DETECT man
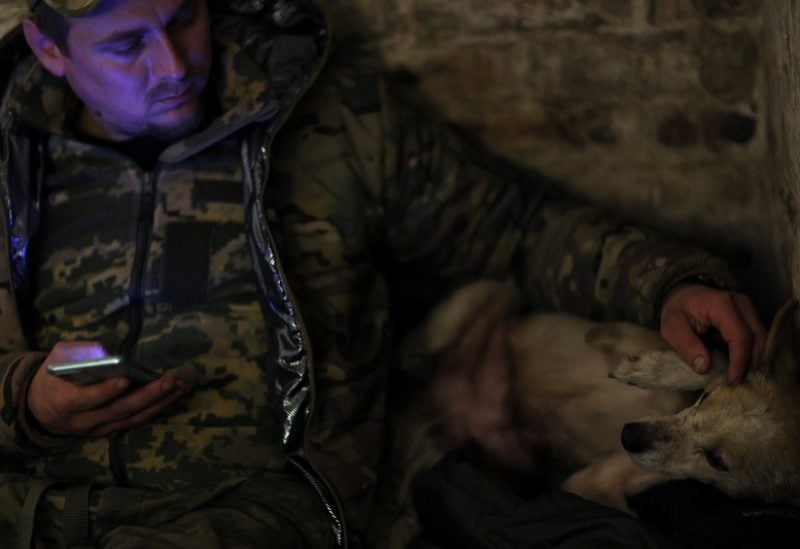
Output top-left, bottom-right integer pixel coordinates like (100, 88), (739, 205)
(0, 0), (765, 547)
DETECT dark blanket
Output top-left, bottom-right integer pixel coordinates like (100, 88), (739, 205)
(412, 451), (799, 548)
(631, 480), (800, 549)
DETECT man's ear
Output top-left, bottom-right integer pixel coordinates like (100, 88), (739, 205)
(22, 19), (66, 78)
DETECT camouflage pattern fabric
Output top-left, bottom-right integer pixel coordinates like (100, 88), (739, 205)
(28, 127), (284, 490)
(0, 1), (742, 547)
(0, 471), (333, 548)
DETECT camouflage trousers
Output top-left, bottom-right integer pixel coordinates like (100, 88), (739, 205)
(0, 472), (334, 549)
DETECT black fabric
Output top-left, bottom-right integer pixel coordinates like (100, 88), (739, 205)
(162, 222), (212, 308)
(411, 451), (678, 549)
(630, 480), (800, 549)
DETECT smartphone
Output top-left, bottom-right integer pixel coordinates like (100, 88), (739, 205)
(47, 356), (159, 386)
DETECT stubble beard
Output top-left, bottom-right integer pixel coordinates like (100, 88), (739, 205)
(85, 74), (211, 142)
(142, 97), (209, 141)
(141, 76), (211, 141)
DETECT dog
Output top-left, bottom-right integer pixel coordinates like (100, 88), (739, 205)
(393, 280), (800, 514)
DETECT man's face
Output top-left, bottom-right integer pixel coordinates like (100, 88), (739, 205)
(59, 0), (212, 141)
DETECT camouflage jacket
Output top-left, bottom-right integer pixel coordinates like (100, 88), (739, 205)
(0, 0), (740, 546)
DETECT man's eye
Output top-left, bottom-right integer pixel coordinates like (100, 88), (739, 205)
(111, 41), (143, 56)
(704, 449), (728, 471)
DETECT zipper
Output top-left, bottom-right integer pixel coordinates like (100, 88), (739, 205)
(0, 111), (16, 293)
(1, 111), (15, 228)
(246, 131), (348, 546)
(242, 10), (351, 545)
(289, 455), (345, 546)
(0, 110), (12, 178)
(259, 199), (347, 547)
(119, 170), (156, 357)
(110, 169), (157, 486)
(262, 146), (349, 546)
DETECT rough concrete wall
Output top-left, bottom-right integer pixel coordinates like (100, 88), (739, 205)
(762, 3), (800, 306)
(1, 0), (776, 307)
(322, 0), (771, 307)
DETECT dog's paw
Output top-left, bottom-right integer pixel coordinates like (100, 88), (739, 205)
(609, 350), (719, 390)
(610, 350), (685, 386)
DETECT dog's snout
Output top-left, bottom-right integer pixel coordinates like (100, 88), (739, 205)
(621, 422), (652, 454)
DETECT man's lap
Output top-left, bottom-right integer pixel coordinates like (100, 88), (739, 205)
(0, 472), (333, 549)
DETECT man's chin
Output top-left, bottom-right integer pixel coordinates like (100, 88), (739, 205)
(143, 104), (208, 142)
(145, 119), (205, 141)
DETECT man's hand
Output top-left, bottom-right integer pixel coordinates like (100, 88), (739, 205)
(659, 283), (766, 385)
(27, 341), (187, 437)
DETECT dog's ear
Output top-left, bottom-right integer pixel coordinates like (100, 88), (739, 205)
(759, 299), (800, 384)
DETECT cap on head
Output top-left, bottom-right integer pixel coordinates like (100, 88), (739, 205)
(27, 0), (103, 17)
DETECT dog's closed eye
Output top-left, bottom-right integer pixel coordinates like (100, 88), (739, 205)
(703, 448), (728, 471)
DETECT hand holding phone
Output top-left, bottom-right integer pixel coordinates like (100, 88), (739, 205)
(28, 341), (186, 437)
(47, 356), (158, 386)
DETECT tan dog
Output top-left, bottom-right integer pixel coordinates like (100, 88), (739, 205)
(396, 280), (800, 513)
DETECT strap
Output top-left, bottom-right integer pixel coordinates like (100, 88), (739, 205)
(16, 479), (60, 549)
(64, 483), (95, 548)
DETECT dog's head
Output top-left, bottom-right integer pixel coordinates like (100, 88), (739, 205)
(621, 299), (800, 504)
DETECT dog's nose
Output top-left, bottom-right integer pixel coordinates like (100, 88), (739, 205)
(621, 422), (651, 453)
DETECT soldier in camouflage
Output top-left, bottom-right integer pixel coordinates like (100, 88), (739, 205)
(0, 0), (765, 547)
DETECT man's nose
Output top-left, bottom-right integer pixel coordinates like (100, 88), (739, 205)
(149, 33), (188, 80)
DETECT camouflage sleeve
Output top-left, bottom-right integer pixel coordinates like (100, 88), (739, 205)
(1, 216), (74, 458)
(0, 351), (77, 458)
(371, 82), (738, 327)
(512, 194), (740, 326)
(273, 57), (738, 329)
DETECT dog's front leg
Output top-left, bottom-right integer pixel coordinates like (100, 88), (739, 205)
(559, 453), (665, 514)
(609, 349), (727, 391)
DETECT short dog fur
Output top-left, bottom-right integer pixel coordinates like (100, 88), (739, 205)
(395, 280), (800, 513)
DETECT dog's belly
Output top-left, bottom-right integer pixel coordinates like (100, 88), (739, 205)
(508, 314), (686, 468)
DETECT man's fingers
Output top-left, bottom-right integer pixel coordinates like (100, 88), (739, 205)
(67, 375), (185, 435)
(710, 300), (754, 384)
(64, 377), (132, 412)
(104, 375), (182, 411)
(721, 334), (748, 385)
(659, 312), (710, 373)
(732, 293), (767, 369)
(88, 387), (185, 437)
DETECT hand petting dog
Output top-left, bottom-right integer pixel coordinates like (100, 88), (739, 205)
(659, 283), (766, 385)
(400, 281), (800, 512)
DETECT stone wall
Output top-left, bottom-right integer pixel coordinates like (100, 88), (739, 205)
(762, 3), (800, 307)
(1, 0), (783, 311)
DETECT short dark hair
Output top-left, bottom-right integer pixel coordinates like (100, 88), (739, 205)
(31, 3), (72, 55)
